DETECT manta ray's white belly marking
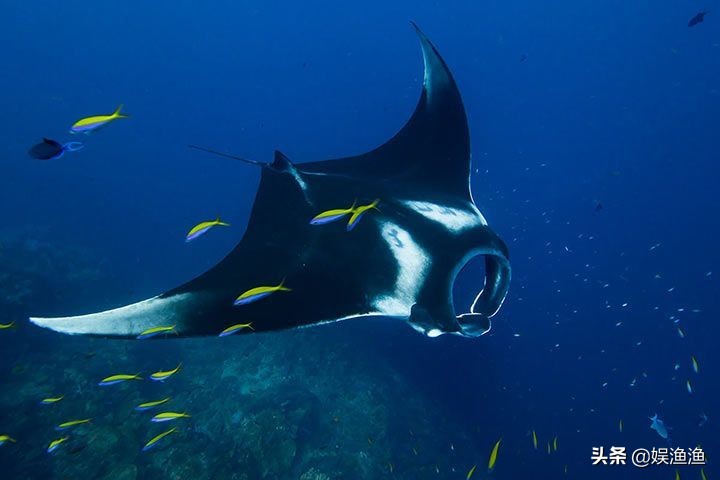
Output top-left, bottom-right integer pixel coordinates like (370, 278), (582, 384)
(402, 200), (485, 233)
(372, 221), (431, 316)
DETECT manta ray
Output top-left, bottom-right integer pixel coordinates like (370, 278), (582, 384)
(29, 24), (511, 339)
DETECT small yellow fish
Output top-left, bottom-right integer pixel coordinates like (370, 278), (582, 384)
(56, 418), (92, 431)
(218, 323), (254, 337)
(234, 280), (291, 306)
(70, 105), (128, 134)
(135, 397), (171, 411)
(346, 199), (380, 231)
(675, 469), (680, 480)
(186, 217), (230, 242)
(47, 436), (69, 453)
(0, 321), (15, 329)
(40, 395), (64, 405)
(150, 363), (182, 382)
(692, 356), (699, 373)
(553, 436), (558, 451)
(686, 380), (693, 394)
(619, 419), (623, 432)
(137, 325), (177, 340)
(151, 412), (191, 423)
(547, 441), (551, 454)
(143, 427), (177, 451)
(310, 201), (356, 225)
(532, 430), (538, 449)
(701, 467), (707, 480)
(0, 435), (17, 446)
(487, 438), (501, 471)
(466, 464), (477, 479)
(98, 373), (142, 386)
(388, 462), (394, 473)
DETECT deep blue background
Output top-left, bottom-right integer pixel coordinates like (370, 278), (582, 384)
(1, 0), (717, 478)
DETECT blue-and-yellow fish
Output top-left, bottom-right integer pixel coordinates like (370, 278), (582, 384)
(692, 355), (699, 373)
(98, 373), (142, 386)
(135, 397), (171, 412)
(488, 438), (501, 471)
(70, 105), (128, 134)
(234, 281), (291, 306)
(151, 412), (190, 423)
(466, 464), (477, 479)
(0, 435), (17, 447)
(186, 218), (230, 242)
(0, 321), (16, 330)
(40, 395), (64, 405)
(150, 363), (181, 382)
(532, 430), (538, 449)
(142, 427), (177, 451)
(47, 436), (69, 454)
(346, 199), (380, 231)
(310, 201), (356, 225)
(56, 418), (92, 431)
(218, 323), (254, 337)
(137, 325), (177, 340)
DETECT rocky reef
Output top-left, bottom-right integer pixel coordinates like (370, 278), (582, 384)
(0, 232), (482, 479)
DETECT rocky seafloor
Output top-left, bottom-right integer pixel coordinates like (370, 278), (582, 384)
(0, 233), (485, 480)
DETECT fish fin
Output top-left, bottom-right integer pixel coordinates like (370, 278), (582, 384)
(113, 104), (129, 119)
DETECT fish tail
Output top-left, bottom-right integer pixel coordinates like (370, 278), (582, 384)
(247, 323), (255, 330)
(113, 104), (129, 119)
(278, 278), (292, 291)
(370, 198), (381, 212)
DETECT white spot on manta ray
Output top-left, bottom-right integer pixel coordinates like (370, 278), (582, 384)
(402, 200), (485, 233)
(372, 221), (431, 316)
(29, 293), (193, 336)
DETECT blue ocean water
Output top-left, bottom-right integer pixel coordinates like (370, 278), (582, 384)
(1, 1), (718, 479)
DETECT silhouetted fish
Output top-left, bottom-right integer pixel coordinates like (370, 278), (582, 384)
(28, 138), (83, 160)
(594, 202), (604, 213)
(28, 138), (64, 160)
(688, 11), (707, 27)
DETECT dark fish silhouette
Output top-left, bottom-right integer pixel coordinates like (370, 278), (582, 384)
(688, 11), (707, 27)
(28, 138), (83, 160)
(595, 202), (604, 213)
(520, 53), (528, 63)
(30, 24), (511, 340)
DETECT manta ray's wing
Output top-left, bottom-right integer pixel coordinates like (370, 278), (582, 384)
(298, 23), (470, 199)
(29, 24), (510, 339)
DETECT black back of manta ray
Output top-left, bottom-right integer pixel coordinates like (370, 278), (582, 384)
(29, 24), (512, 340)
